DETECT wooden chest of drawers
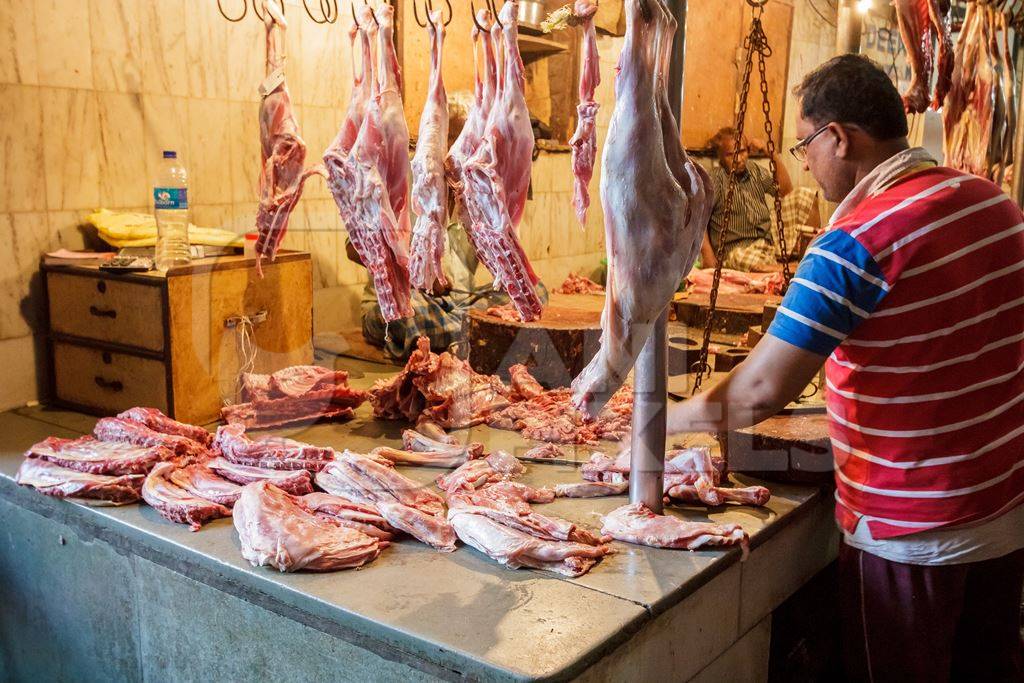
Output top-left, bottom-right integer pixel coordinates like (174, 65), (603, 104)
(44, 252), (313, 425)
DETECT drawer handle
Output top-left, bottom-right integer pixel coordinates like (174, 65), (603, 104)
(94, 376), (124, 392)
(89, 305), (117, 319)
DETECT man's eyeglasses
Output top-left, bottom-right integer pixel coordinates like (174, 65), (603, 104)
(789, 123), (831, 162)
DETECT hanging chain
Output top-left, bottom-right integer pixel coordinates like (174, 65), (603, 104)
(692, 2), (787, 394)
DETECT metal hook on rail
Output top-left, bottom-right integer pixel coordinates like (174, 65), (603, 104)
(217, 0), (247, 22)
(304, 0), (339, 23)
(470, 2), (488, 30)
(414, 0), (454, 27)
(252, 0), (286, 23)
(489, 0), (504, 27)
(351, 0), (380, 27)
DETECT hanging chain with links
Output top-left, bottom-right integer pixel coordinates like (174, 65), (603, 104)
(692, 0), (788, 394)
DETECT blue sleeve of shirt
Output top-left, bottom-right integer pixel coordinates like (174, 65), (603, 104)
(766, 230), (890, 356)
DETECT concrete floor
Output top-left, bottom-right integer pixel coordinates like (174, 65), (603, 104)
(0, 371), (839, 681)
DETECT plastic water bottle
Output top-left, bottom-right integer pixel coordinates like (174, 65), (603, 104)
(154, 150), (190, 272)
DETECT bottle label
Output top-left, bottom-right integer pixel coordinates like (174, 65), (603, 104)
(154, 187), (188, 210)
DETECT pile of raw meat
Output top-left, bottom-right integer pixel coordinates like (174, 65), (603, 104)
(684, 268), (785, 296)
(555, 272), (605, 295)
(222, 365), (368, 429)
(894, 0), (953, 114)
(369, 338), (633, 445)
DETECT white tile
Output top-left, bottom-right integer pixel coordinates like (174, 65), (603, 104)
(139, 0), (188, 97)
(228, 100), (262, 205)
(0, 1), (39, 85)
(187, 99), (233, 205)
(141, 94), (191, 186)
(0, 212), (53, 339)
(97, 92), (149, 208)
(225, 8), (265, 103)
(0, 85), (45, 212)
(35, 0), (93, 89)
(40, 87), (101, 211)
(184, 0), (230, 100)
(89, 0), (142, 93)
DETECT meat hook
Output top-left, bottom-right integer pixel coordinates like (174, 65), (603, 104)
(217, 0), (247, 22)
(304, 0), (339, 24)
(413, 0), (454, 27)
(253, 0), (286, 23)
(489, 0), (504, 27)
(470, 1), (493, 30)
(351, 0), (380, 27)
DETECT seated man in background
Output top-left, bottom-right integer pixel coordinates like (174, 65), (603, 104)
(701, 126), (821, 272)
(354, 95), (546, 360)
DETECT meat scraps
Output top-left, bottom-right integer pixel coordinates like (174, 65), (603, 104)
(24, 436), (170, 475)
(581, 448), (770, 507)
(223, 367), (368, 430)
(234, 481), (385, 572)
(571, 0), (713, 417)
(436, 450), (525, 493)
(316, 451), (456, 551)
(370, 446), (478, 469)
(207, 457), (315, 496)
(508, 363), (545, 400)
(521, 443), (566, 460)
(369, 336), (510, 428)
(93, 417), (210, 465)
(553, 480), (629, 498)
(487, 378), (632, 445)
(300, 492), (397, 541)
(402, 428), (484, 459)
(213, 423), (334, 471)
(15, 457), (144, 505)
(555, 272), (605, 295)
(602, 502), (748, 555)
(117, 407), (213, 447)
(895, 0), (953, 114)
(142, 462), (232, 531)
(685, 268), (785, 296)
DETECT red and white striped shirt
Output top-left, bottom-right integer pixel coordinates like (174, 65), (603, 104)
(769, 166), (1024, 539)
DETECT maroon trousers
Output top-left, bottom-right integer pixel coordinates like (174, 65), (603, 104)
(839, 541), (1024, 682)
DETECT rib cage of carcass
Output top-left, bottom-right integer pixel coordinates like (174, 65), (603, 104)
(571, 0), (713, 417)
(940, 0), (1018, 183)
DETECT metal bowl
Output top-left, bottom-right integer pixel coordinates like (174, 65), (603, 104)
(518, 0), (546, 32)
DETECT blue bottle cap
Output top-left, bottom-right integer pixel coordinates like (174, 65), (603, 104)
(163, 150), (177, 159)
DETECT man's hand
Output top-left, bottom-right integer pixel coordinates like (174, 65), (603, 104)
(666, 335), (825, 435)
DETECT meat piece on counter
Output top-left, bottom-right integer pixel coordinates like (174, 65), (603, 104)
(167, 464), (243, 507)
(555, 272), (604, 295)
(488, 384), (632, 445)
(207, 457), (314, 495)
(895, 0), (953, 113)
(484, 303), (523, 322)
(480, 481), (556, 505)
(15, 457), (144, 505)
(117, 407), (213, 447)
(25, 436), (170, 475)
(568, 0), (601, 227)
(234, 481), (384, 572)
(239, 365), (352, 402)
(572, 0), (713, 417)
(369, 336), (510, 428)
(448, 507), (611, 577)
(508, 364), (545, 401)
(93, 417), (209, 464)
(371, 446), (475, 469)
(436, 450), (525, 493)
(409, 9), (450, 292)
(142, 462), (232, 531)
(300, 492), (396, 540)
(317, 452), (456, 551)
(254, 0), (317, 269)
(554, 480), (629, 498)
(461, 2), (543, 321)
(685, 268), (785, 296)
(602, 502), (748, 555)
(414, 417), (458, 444)
(213, 423), (334, 471)
(402, 428), (484, 459)
(521, 443), (565, 460)
(449, 485), (605, 545)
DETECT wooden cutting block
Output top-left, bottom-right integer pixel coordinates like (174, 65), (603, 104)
(724, 413), (833, 485)
(672, 291), (782, 336)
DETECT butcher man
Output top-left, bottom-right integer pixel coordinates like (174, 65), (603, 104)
(668, 54), (1024, 680)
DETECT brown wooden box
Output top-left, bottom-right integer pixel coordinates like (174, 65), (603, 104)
(44, 252), (313, 425)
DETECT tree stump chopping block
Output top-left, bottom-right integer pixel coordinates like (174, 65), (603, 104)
(467, 293), (603, 388)
(673, 292), (782, 336)
(724, 413), (833, 485)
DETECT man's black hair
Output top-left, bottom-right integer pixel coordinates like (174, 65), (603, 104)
(794, 54), (908, 140)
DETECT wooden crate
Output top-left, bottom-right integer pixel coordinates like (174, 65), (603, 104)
(44, 252), (313, 425)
